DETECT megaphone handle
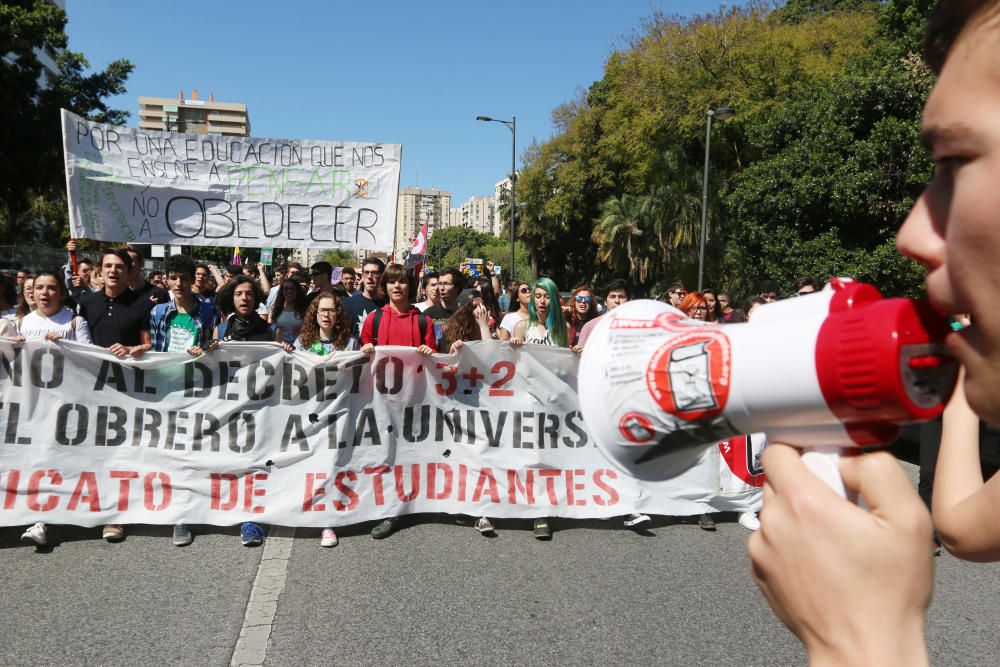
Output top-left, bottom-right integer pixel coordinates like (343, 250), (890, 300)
(800, 446), (856, 502)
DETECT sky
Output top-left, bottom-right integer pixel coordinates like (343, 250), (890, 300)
(66, 1), (733, 205)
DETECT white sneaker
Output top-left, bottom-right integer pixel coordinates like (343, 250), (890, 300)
(320, 528), (338, 547)
(624, 513), (651, 527)
(21, 522), (47, 546)
(738, 511), (761, 531)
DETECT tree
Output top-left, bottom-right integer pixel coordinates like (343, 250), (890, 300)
(318, 249), (358, 268)
(0, 0), (133, 245)
(425, 225), (530, 282)
(592, 194), (661, 286)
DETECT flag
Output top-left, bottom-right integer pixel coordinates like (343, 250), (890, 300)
(406, 220), (428, 269)
(231, 246), (242, 266)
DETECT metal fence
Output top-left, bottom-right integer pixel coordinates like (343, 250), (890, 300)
(0, 246), (166, 274)
(0, 246), (69, 272)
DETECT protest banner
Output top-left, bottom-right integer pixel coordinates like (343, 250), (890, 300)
(0, 339), (762, 528)
(61, 110), (401, 251)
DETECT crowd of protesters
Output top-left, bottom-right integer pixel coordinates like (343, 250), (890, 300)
(2, 240), (817, 550)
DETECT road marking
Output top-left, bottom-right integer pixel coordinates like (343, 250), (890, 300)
(230, 526), (296, 667)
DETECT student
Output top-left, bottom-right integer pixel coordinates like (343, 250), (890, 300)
(414, 271), (441, 312)
(360, 263), (435, 539)
(509, 277), (569, 540)
(498, 282), (531, 342)
(17, 272), (92, 546)
(269, 279), (307, 345)
(122, 245), (169, 305)
(750, 3), (1000, 664)
(294, 292), (354, 547)
(77, 249), (154, 542)
(15, 274), (35, 329)
(213, 275), (291, 546)
(147, 255), (218, 547)
(343, 257), (387, 344)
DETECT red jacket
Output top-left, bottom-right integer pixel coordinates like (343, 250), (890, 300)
(361, 304), (437, 351)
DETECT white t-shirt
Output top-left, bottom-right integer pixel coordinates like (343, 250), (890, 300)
(499, 312), (527, 336)
(18, 308), (92, 344)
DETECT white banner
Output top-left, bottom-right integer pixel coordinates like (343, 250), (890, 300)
(61, 110), (401, 251)
(0, 339), (762, 527)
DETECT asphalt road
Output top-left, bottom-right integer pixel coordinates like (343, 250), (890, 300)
(1, 462), (999, 666)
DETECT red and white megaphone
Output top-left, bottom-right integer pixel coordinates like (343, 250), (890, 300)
(578, 279), (958, 494)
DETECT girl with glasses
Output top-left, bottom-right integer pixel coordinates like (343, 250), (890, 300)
(294, 291), (354, 547)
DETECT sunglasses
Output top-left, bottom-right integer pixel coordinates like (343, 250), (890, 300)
(671, 290), (687, 297)
(575, 295), (592, 303)
(519, 287), (530, 293)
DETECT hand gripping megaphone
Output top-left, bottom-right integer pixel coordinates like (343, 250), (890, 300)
(578, 279), (958, 494)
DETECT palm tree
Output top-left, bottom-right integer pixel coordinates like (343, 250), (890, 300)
(592, 193), (660, 285)
(644, 151), (705, 266)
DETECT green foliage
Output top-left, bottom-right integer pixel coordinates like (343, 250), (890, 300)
(318, 249), (358, 268)
(0, 0), (133, 246)
(425, 226), (530, 282)
(517, 0), (937, 298)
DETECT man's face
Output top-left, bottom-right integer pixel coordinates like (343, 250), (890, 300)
(233, 283), (256, 315)
(194, 267), (210, 291)
(127, 252), (142, 281)
(606, 288), (629, 311)
(437, 273), (457, 302)
(79, 262), (93, 286)
(16, 271), (26, 287)
(342, 274), (356, 292)
(102, 254), (128, 291)
(424, 277), (439, 301)
(360, 263), (382, 294)
(896, 16), (1000, 422)
(759, 291), (779, 303)
(167, 271), (193, 298)
(668, 287), (686, 307)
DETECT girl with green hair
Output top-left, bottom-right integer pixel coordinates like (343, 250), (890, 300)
(511, 277), (569, 348)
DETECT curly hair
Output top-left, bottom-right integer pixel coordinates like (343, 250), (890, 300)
(298, 291), (350, 350)
(439, 298), (484, 352)
(569, 284), (598, 329)
(217, 274), (264, 316)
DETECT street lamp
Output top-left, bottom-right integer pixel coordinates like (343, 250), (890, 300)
(476, 115), (516, 280)
(698, 107), (735, 292)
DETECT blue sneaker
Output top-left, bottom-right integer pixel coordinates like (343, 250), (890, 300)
(240, 522), (265, 546)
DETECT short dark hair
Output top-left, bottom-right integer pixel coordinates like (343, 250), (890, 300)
(668, 281), (686, 293)
(165, 254), (196, 279)
(341, 266), (357, 278)
(78, 257), (94, 269)
(757, 279), (781, 296)
(195, 263), (211, 274)
(362, 257), (386, 273)
(420, 270), (439, 288)
(100, 247), (133, 270)
(437, 267), (463, 286)
(790, 275), (819, 294)
(603, 278), (630, 298)
(925, 0), (1000, 73)
(381, 263), (416, 297)
(310, 261), (333, 276)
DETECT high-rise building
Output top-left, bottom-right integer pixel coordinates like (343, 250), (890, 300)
(494, 177), (512, 236)
(138, 90), (250, 137)
(449, 196), (496, 236)
(395, 187), (451, 257)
